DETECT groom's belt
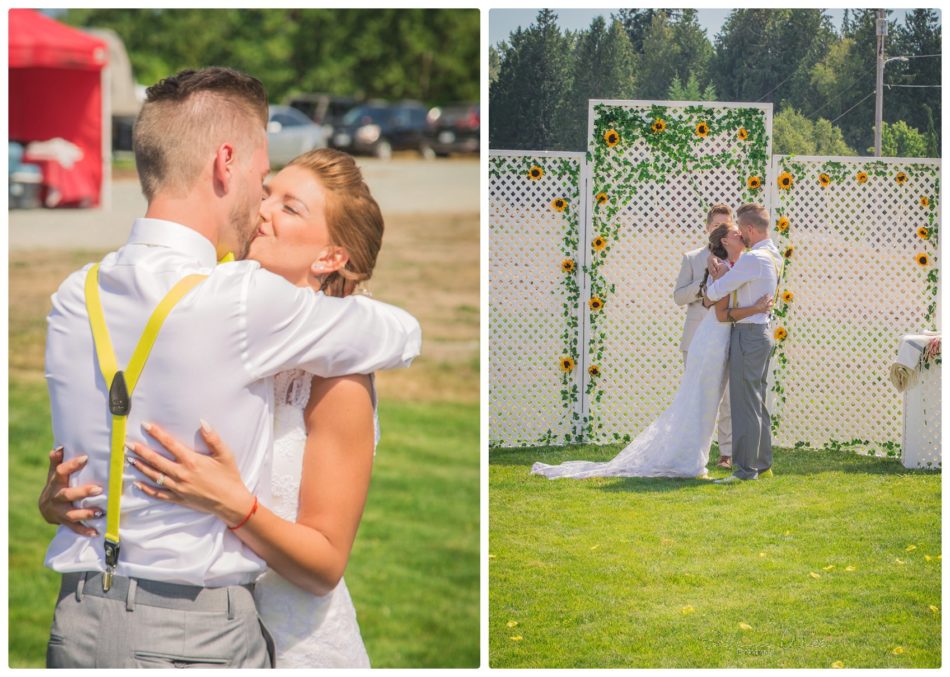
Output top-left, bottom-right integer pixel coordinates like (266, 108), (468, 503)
(59, 571), (255, 614)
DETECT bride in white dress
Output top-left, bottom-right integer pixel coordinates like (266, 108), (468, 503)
(532, 221), (771, 480)
(42, 149), (401, 667)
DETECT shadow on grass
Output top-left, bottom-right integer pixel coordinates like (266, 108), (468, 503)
(491, 444), (941, 482)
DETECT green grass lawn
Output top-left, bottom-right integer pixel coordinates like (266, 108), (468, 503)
(490, 444), (941, 668)
(9, 379), (479, 668)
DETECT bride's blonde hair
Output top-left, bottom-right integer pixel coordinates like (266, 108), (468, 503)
(288, 149), (383, 297)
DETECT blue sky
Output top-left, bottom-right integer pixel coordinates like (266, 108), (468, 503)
(489, 8), (927, 46)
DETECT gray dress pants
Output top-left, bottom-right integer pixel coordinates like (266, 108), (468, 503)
(47, 572), (275, 668)
(729, 323), (773, 479)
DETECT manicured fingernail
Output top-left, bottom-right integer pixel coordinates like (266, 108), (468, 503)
(54, 445), (65, 453)
(133, 482), (143, 491)
(89, 486), (103, 496)
(199, 419), (213, 434)
(142, 421), (153, 432)
(93, 510), (104, 518)
(77, 454), (88, 464)
(127, 457), (136, 466)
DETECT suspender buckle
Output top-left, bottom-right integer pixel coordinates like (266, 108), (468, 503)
(103, 538), (120, 591)
(109, 371), (130, 416)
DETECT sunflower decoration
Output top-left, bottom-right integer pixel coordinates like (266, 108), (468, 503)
(651, 118), (666, 134)
(588, 296), (604, 312)
(528, 165), (544, 181)
(695, 121), (709, 138)
(551, 197), (568, 212)
(916, 252), (930, 267)
(595, 191), (609, 206)
(747, 176), (762, 191)
(561, 258), (576, 273)
(559, 356), (576, 372)
(592, 235), (607, 252)
(777, 172), (794, 190)
(774, 326), (788, 342)
(917, 226), (930, 240)
(588, 364), (601, 378)
(737, 127), (749, 141)
(855, 171), (868, 184)
(920, 196), (930, 207)
(604, 128), (620, 147)
(818, 173), (831, 188)
(784, 246), (794, 259)
(776, 216), (790, 233)
(782, 290), (794, 303)
(896, 171), (909, 185)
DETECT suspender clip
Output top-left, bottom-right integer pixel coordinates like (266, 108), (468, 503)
(109, 371), (130, 416)
(103, 538), (120, 591)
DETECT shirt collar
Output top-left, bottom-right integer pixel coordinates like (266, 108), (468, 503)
(751, 238), (775, 251)
(127, 218), (218, 268)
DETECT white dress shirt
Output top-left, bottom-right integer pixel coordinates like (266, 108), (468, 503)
(705, 239), (782, 324)
(45, 218), (421, 586)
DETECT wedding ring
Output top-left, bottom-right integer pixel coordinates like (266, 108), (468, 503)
(156, 473), (166, 487)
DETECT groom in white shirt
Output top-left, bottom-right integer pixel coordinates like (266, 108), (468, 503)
(703, 203), (781, 482)
(43, 67), (420, 667)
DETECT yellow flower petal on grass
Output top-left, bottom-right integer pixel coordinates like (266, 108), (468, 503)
(809, 572), (821, 579)
(510, 635), (523, 641)
(681, 605), (695, 615)
(823, 565), (835, 571)
(929, 605), (939, 614)
(924, 555), (932, 561)
(488, 553), (496, 559)
(895, 558), (906, 564)
(590, 544), (599, 551)
(738, 622), (753, 631)
(507, 620), (519, 628)
(832, 660), (845, 669)
(906, 544), (917, 552)
(938, 554), (942, 560)
(759, 552), (766, 558)
(892, 646), (905, 655)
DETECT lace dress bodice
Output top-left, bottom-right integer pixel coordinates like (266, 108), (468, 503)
(254, 369), (374, 668)
(532, 311), (731, 479)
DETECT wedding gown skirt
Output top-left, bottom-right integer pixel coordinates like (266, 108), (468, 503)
(254, 370), (373, 668)
(532, 310), (731, 479)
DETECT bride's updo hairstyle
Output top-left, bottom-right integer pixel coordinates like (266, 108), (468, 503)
(707, 221), (733, 260)
(288, 148), (383, 297)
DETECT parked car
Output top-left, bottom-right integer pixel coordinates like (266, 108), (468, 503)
(267, 105), (326, 167)
(426, 103), (480, 156)
(285, 93), (360, 137)
(330, 101), (433, 160)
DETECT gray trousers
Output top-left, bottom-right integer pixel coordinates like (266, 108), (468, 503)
(729, 323), (773, 479)
(683, 350), (732, 457)
(47, 572), (275, 668)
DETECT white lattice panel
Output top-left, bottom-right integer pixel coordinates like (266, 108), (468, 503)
(769, 156), (941, 453)
(583, 100), (772, 443)
(489, 151), (586, 447)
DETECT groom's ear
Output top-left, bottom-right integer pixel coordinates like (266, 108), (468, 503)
(212, 143), (236, 194)
(311, 246), (349, 275)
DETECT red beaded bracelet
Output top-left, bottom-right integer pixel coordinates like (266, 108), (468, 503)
(228, 496), (259, 531)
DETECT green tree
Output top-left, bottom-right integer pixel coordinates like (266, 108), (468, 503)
(489, 9), (574, 150)
(871, 120), (928, 158)
(772, 106), (855, 155)
(667, 73), (717, 101)
(612, 8), (678, 53)
(555, 16), (637, 150)
(636, 10), (713, 100)
(890, 9), (941, 150)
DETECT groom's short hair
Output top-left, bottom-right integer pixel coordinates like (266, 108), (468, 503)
(134, 67), (269, 202)
(705, 203), (732, 225)
(736, 203), (770, 231)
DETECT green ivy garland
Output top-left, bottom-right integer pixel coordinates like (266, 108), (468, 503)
(585, 103), (769, 440)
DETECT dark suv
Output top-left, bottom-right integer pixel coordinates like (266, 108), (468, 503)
(330, 101), (433, 159)
(426, 103), (480, 156)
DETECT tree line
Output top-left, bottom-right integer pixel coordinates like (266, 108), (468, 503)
(64, 8), (480, 105)
(490, 9), (940, 157)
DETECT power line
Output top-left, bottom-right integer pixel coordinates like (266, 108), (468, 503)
(830, 90), (875, 124)
(754, 71), (798, 102)
(809, 78), (865, 119)
(899, 53), (941, 59)
(885, 83), (941, 88)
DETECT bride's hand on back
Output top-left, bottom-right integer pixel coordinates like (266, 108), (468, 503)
(753, 294), (774, 314)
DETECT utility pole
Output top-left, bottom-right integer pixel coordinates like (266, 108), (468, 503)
(874, 9), (886, 157)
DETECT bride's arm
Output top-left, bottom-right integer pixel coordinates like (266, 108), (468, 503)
(128, 375), (374, 597)
(715, 294), (773, 323)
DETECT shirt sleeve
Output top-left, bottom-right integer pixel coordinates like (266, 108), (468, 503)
(705, 253), (763, 302)
(241, 266), (422, 380)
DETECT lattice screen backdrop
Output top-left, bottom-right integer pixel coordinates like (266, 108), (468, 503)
(768, 156), (941, 454)
(489, 152), (585, 447)
(582, 100), (772, 443)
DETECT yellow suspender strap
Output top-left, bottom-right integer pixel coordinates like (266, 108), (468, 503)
(83, 263), (206, 587)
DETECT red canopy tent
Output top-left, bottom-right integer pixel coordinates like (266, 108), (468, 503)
(9, 9), (109, 207)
